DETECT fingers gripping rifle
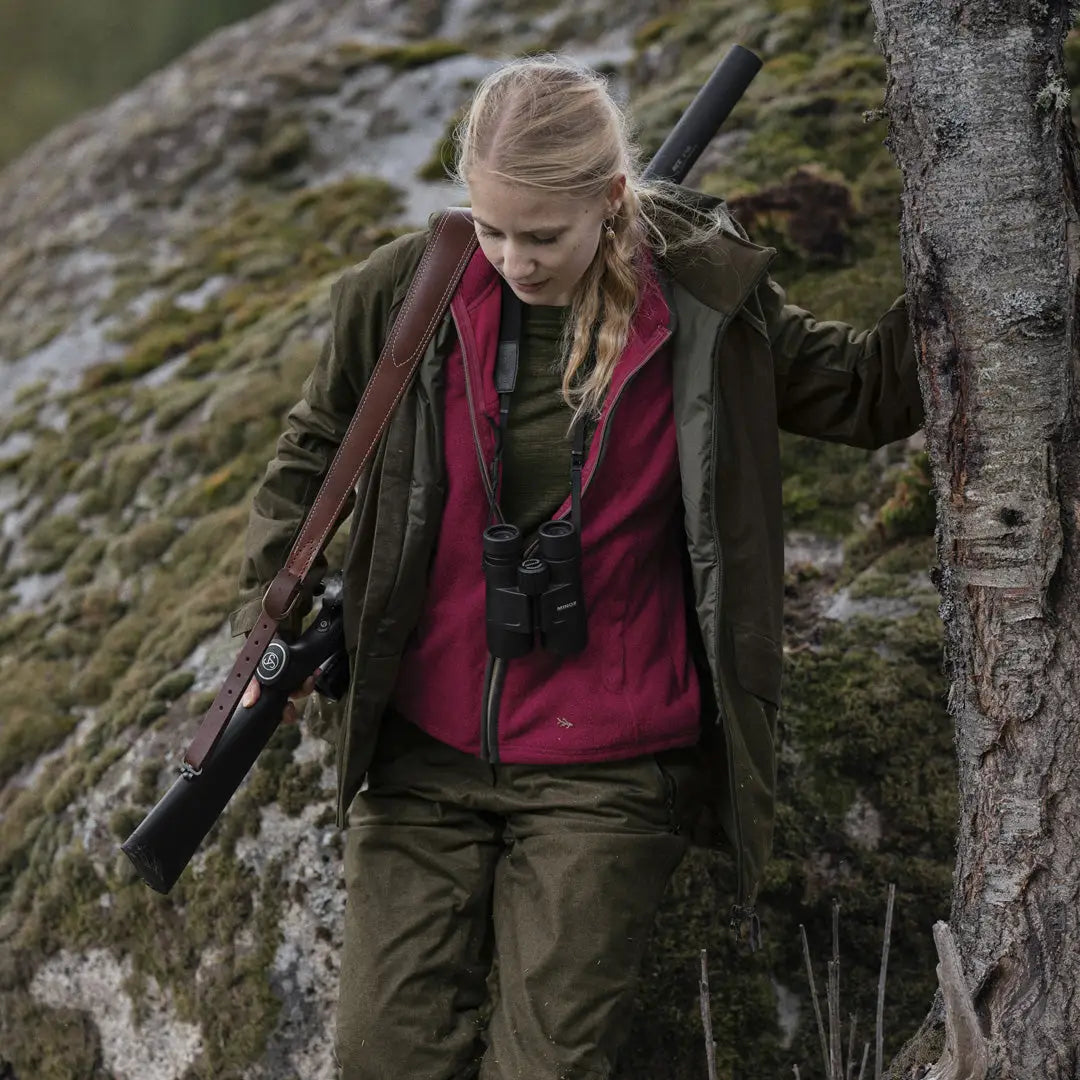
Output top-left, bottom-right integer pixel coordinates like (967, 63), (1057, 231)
(121, 43), (763, 895)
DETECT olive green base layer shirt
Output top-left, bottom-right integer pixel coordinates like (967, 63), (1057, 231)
(499, 303), (595, 539)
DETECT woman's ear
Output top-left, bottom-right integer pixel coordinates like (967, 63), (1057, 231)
(607, 173), (627, 214)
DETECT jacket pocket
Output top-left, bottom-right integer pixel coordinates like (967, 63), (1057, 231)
(731, 624), (783, 707)
(653, 746), (708, 836)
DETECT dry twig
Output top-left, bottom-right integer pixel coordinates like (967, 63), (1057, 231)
(857, 1041), (870, 1080)
(876, 883), (896, 1080)
(830, 900), (843, 1079)
(801, 923), (832, 1079)
(699, 948), (718, 1080)
(828, 960), (842, 1079)
(846, 1013), (858, 1080)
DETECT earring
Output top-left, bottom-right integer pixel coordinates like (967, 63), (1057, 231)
(604, 217), (616, 241)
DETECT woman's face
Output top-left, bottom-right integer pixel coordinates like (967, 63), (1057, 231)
(467, 168), (625, 306)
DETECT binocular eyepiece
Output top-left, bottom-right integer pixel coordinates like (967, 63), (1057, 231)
(482, 520), (586, 659)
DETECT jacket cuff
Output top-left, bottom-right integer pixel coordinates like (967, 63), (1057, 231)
(229, 596), (265, 638)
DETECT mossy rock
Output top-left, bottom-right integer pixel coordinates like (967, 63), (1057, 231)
(24, 514), (84, 574)
(153, 379), (213, 432)
(0, 704), (78, 786)
(335, 38), (468, 72)
(109, 518), (179, 575)
(0, 995), (107, 1080)
(42, 763), (88, 816)
(417, 106), (466, 183)
(149, 669), (196, 703)
(237, 118), (312, 181)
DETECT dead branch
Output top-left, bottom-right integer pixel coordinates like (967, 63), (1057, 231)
(699, 948), (718, 1080)
(921, 923), (988, 1080)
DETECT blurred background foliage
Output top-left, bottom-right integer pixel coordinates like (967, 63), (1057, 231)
(0, 0), (278, 168)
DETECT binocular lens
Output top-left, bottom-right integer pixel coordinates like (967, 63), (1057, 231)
(483, 523), (523, 561)
(537, 519), (577, 561)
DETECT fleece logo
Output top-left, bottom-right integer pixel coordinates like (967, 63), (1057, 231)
(257, 642), (288, 683)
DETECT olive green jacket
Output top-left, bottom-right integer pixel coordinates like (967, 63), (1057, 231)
(231, 203), (923, 911)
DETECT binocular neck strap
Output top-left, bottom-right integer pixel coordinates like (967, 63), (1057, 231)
(570, 414), (585, 538)
(492, 279), (586, 539)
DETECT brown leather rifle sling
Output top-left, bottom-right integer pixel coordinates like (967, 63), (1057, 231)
(182, 207), (478, 775)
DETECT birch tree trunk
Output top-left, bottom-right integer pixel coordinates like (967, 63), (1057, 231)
(867, 1), (1080, 1075)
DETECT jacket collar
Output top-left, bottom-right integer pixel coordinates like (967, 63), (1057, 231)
(656, 190), (778, 318)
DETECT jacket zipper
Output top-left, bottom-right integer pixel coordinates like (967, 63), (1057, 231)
(454, 309), (506, 761)
(463, 315), (671, 763)
(454, 308), (501, 516)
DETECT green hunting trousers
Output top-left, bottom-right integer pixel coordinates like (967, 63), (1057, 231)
(334, 717), (703, 1080)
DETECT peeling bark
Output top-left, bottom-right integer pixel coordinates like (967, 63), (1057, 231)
(869, 0), (1080, 1075)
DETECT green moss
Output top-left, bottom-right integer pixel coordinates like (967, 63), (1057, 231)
(42, 762), (88, 815)
(64, 536), (110, 587)
(0, 610), (39, 649)
(781, 432), (876, 536)
(75, 443), (162, 517)
(0, 449), (31, 476)
(83, 743), (127, 787)
(73, 611), (157, 703)
(843, 452), (936, 578)
(276, 760), (325, 815)
(88, 304), (224, 389)
(105, 850), (286, 1075)
(0, 704), (77, 785)
(136, 699), (169, 727)
(237, 118), (311, 181)
(13, 379), (49, 406)
(150, 669), (197, 702)
(17, 850), (105, 955)
(188, 688), (218, 718)
(0, 995), (105, 1080)
(65, 403), (125, 457)
(109, 805), (146, 840)
(24, 514), (84, 574)
(417, 107), (465, 182)
(134, 761), (166, 806)
(634, 12), (682, 50)
(336, 38), (468, 72)
(0, 403), (39, 442)
(627, 601), (952, 1075)
(152, 378), (212, 432)
(109, 518), (179, 574)
(245, 722), (303, 807)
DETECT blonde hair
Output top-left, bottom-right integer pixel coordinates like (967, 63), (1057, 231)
(450, 53), (736, 427)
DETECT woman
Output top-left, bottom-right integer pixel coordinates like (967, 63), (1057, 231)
(233, 54), (923, 1080)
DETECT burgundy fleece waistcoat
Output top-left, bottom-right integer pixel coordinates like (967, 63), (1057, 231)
(388, 245), (701, 762)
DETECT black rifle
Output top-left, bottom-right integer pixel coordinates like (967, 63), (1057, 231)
(120, 43), (762, 895)
(121, 574), (348, 893)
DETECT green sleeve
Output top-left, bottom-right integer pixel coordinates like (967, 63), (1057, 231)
(759, 276), (924, 450)
(228, 229), (428, 637)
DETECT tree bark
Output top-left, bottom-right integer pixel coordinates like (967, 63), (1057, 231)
(868, 0), (1080, 1075)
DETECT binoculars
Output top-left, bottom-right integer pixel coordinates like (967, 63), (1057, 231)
(482, 519), (587, 659)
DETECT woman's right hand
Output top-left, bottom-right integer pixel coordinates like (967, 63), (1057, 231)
(240, 671), (319, 725)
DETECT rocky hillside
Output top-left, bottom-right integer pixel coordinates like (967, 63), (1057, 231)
(0, 0), (975, 1076)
